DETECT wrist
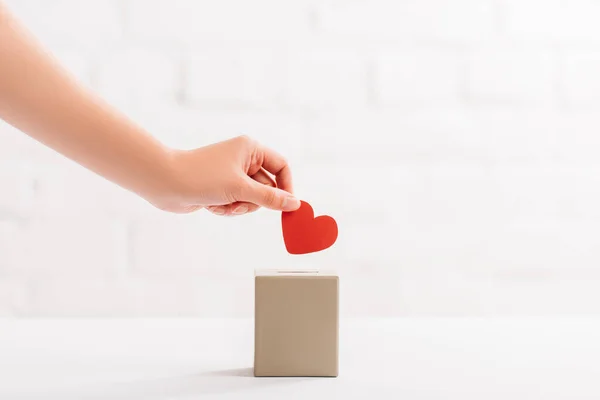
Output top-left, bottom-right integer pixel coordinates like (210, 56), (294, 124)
(144, 145), (182, 204)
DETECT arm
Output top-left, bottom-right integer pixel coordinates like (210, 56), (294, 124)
(0, 4), (300, 215)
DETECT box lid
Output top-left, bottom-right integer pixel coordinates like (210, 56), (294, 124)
(255, 269), (338, 277)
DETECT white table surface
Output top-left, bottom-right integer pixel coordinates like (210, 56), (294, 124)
(1, 317), (599, 399)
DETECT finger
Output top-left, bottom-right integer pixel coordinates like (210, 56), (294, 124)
(251, 168), (276, 188)
(256, 144), (294, 194)
(241, 178), (301, 212)
(207, 201), (259, 216)
(206, 169), (274, 216)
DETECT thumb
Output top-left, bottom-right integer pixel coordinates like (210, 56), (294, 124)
(243, 178), (301, 212)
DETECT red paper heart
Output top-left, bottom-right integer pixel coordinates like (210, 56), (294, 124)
(282, 200), (338, 255)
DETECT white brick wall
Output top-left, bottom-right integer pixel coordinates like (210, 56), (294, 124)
(376, 48), (463, 107)
(0, 218), (128, 277)
(126, 0), (312, 42)
(285, 48), (367, 110)
(563, 51), (600, 106)
(317, 0), (496, 42)
(505, 0), (600, 42)
(2, 0), (600, 317)
(6, 0), (123, 46)
(186, 46), (285, 107)
(94, 46), (181, 109)
(466, 48), (557, 106)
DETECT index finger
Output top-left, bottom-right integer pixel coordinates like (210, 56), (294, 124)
(257, 144), (294, 194)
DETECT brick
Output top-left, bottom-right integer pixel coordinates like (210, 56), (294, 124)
(129, 276), (252, 317)
(130, 211), (286, 276)
(375, 48), (462, 106)
(318, 0), (495, 42)
(466, 48), (557, 105)
(309, 164), (600, 272)
(0, 218), (127, 277)
(291, 163), (430, 225)
(488, 279), (600, 315)
(424, 164), (600, 226)
(470, 110), (560, 163)
(302, 110), (486, 163)
(562, 51), (600, 107)
(552, 167), (600, 219)
(0, 278), (28, 316)
(488, 165), (600, 221)
(131, 208), (344, 276)
(0, 120), (64, 163)
(304, 162), (600, 273)
(344, 272), (600, 316)
(336, 210), (493, 270)
(126, 0), (311, 42)
(487, 166), (566, 220)
(424, 164), (499, 225)
(94, 46), (180, 110)
(131, 107), (310, 162)
(29, 159), (160, 219)
(505, 0), (600, 42)
(284, 48), (367, 110)
(475, 219), (600, 274)
(0, 160), (35, 216)
(193, 276), (253, 317)
(340, 277), (405, 317)
(26, 277), (134, 317)
(185, 46), (284, 107)
(394, 273), (600, 316)
(4, 0), (122, 46)
(394, 274), (494, 316)
(550, 111), (600, 164)
(26, 276), (252, 317)
(339, 211), (600, 278)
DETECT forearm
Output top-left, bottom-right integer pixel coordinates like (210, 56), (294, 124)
(0, 4), (173, 200)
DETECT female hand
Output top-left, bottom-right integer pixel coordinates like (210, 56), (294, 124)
(0, 5), (299, 217)
(153, 135), (301, 216)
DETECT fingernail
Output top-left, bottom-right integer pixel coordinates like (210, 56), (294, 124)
(232, 205), (248, 215)
(212, 207), (225, 215)
(282, 196), (301, 211)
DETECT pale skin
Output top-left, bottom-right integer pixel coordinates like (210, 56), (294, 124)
(0, 3), (301, 216)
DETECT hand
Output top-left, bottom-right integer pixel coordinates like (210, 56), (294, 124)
(152, 135), (302, 216)
(0, 6), (298, 217)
